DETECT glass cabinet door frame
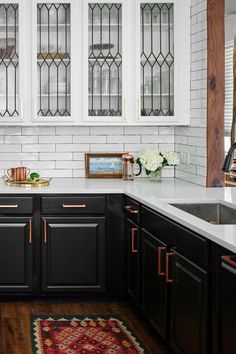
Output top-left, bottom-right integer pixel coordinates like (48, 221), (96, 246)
(31, 0), (81, 123)
(134, 0), (190, 125)
(0, 0), (29, 123)
(82, 0), (130, 124)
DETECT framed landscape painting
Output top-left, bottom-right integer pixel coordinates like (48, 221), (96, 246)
(85, 153), (123, 179)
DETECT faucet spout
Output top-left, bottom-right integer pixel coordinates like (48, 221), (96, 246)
(222, 143), (236, 172)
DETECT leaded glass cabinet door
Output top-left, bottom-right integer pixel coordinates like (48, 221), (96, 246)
(31, 0), (79, 122)
(83, 0), (129, 123)
(0, 0), (27, 123)
(135, 0), (190, 124)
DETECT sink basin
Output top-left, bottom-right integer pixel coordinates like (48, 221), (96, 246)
(170, 203), (236, 225)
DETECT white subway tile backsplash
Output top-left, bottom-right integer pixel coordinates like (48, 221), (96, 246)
(5, 135), (38, 144)
(56, 127), (89, 135)
(107, 135), (139, 144)
(56, 144), (89, 152)
(90, 144), (124, 152)
(0, 144), (21, 152)
(22, 144), (55, 152)
(0, 153), (38, 161)
(39, 152), (73, 160)
(73, 135), (106, 144)
(0, 127), (21, 135)
(91, 126), (124, 135)
(39, 135), (72, 143)
(22, 127), (56, 135)
(56, 161), (84, 169)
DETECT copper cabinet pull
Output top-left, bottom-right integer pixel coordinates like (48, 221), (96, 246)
(222, 255), (236, 268)
(158, 247), (166, 276)
(131, 227), (138, 253)
(62, 204), (86, 208)
(43, 219), (47, 243)
(124, 205), (139, 214)
(0, 204), (18, 208)
(165, 252), (174, 283)
(28, 219), (32, 244)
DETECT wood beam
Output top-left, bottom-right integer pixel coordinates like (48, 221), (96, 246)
(207, 0), (225, 187)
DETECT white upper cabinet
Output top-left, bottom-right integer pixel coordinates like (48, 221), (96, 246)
(82, 0), (129, 123)
(134, 0), (190, 125)
(0, 0), (28, 123)
(0, 0), (190, 125)
(31, 0), (80, 123)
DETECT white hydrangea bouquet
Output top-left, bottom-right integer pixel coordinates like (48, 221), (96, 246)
(136, 147), (180, 181)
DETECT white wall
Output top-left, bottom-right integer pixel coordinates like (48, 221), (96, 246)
(0, 126), (175, 178)
(175, 0), (207, 186)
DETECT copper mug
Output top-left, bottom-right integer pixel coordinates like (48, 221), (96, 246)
(7, 167), (30, 182)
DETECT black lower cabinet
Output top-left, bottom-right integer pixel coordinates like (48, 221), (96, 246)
(42, 217), (106, 292)
(0, 217), (33, 292)
(219, 255), (236, 354)
(126, 219), (140, 306)
(169, 250), (208, 354)
(141, 228), (168, 340)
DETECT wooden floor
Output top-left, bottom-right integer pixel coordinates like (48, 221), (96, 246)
(0, 300), (171, 354)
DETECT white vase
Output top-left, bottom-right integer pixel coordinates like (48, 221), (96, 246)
(149, 169), (162, 182)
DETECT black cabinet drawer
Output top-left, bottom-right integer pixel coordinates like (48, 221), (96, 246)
(0, 197), (33, 214)
(142, 206), (209, 269)
(124, 197), (140, 224)
(41, 196), (106, 214)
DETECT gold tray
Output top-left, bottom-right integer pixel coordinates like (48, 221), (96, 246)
(2, 176), (52, 188)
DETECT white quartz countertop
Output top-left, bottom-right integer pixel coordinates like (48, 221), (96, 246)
(1, 177), (236, 253)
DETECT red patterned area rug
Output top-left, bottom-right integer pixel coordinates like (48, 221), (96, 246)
(31, 314), (149, 354)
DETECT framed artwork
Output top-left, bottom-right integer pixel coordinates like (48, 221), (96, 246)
(85, 153), (123, 179)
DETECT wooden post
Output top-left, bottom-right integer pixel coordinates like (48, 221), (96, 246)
(207, 0), (225, 187)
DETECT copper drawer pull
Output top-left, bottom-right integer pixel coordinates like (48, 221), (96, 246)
(165, 252), (174, 283)
(62, 204), (87, 208)
(222, 256), (236, 268)
(0, 204), (18, 208)
(28, 219), (32, 244)
(43, 219), (47, 244)
(124, 205), (139, 214)
(158, 247), (166, 276)
(131, 227), (138, 253)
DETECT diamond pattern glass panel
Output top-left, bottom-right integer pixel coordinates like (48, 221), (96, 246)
(0, 4), (18, 117)
(88, 3), (122, 117)
(140, 3), (174, 116)
(37, 3), (71, 117)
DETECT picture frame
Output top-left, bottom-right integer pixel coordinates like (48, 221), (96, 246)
(85, 153), (123, 179)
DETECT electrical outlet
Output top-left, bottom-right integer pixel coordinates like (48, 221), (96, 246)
(180, 152), (190, 165)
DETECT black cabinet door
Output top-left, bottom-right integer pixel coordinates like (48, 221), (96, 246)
(141, 228), (168, 340)
(126, 219), (140, 306)
(0, 217), (33, 292)
(220, 257), (236, 354)
(42, 217), (105, 292)
(169, 250), (208, 354)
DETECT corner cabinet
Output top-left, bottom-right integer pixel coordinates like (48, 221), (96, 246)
(0, 0), (190, 125)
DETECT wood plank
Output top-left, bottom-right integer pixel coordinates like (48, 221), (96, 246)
(3, 318), (25, 354)
(207, 0), (225, 187)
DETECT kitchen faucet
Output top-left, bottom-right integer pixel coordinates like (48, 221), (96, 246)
(222, 142), (236, 172)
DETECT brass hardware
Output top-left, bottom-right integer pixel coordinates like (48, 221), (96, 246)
(28, 219), (32, 244)
(222, 255), (236, 268)
(43, 219), (47, 244)
(158, 246), (166, 276)
(165, 252), (174, 283)
(0, 204), (18, 208)
(62, 204), (87, 208)
(131, 227), (138, 253)
(124, 205), (139, 214)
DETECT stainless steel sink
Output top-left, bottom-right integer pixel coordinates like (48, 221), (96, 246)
(170, 203), (236, 224)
